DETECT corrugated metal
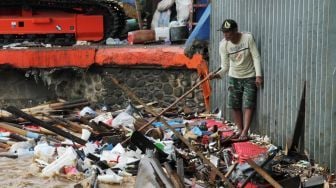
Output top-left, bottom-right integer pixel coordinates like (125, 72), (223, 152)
(210, 0), (336, 170)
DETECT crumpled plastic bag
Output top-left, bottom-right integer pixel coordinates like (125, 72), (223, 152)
(79, 106), (97, 117)
(112, 112), (135, 130)
(9, 140), (35, 156)
(91, 112), (113, 126)
(157, 0), (175, 11)
(151, 10), (171, 29)
(34, 143), (55, 163)
(176, 0), (192, 25)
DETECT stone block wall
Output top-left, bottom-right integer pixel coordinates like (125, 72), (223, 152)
(102, 67), (205, 112)
(0, 67), (206, 112)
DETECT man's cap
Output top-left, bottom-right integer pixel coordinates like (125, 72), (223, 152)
(218, 19), (238, 32)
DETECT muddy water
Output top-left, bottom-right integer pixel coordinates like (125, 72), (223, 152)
(0, 156), (135, 188)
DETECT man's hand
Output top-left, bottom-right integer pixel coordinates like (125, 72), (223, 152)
(256, 76), (263, 88)
(209, 73), (221, 80)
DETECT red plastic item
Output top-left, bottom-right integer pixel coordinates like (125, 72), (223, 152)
(237, 182), (258, 188)
(201, 135), (209, 145)
(63, 166), (78, 175)
(233, 142), (267, 163)
(0, 128), (8, 132)
(24, 125), (41, 132)
(205, 119), (227, 129)
(0, 9), (104, 41)
(204, 119), (235, 137)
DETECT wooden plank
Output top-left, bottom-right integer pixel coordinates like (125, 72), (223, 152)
(246, 159), (282, 188)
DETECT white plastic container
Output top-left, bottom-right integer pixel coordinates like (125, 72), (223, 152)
(155, 27), (170, 42)
(98, 173), (123, 184)
(41, 147), (77, 177)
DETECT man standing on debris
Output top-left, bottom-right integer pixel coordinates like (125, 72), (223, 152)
(212, 19), (262, 141)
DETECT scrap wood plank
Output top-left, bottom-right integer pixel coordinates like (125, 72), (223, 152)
(225, 162), (238, 178)
(109, 73), (234, 187)
(5, 106), (87, 145)
(246, 159), (283, 188)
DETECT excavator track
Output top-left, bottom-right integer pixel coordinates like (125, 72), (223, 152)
(0, 0), (126, 46)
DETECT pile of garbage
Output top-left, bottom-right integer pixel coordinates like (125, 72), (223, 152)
(0, 75), (335, 187)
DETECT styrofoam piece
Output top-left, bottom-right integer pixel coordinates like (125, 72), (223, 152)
(83, 142), (98, 156)
(111, 143), (125, 154)
(155, 27), (170, 41)
(100, 150), (119, 162)
(81, 129), (91, 141)
(41, 147), (77, 177)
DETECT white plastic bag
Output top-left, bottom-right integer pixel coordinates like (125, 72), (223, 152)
(79, 106), (97, 117)
(157, 0), (175, 11)
(9, 140), (35, 156)
(176, 0), (192, 25)
(151, 10), (172, 29)
(112, 112), (135, 130)
(34, 143), (55, 163)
